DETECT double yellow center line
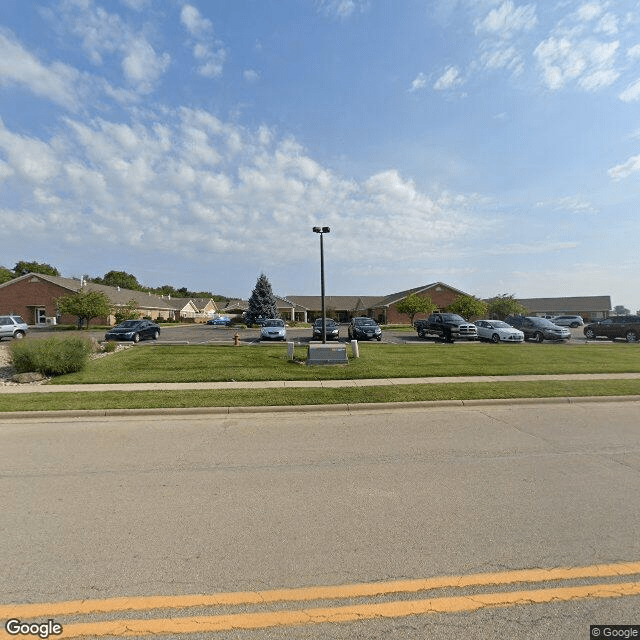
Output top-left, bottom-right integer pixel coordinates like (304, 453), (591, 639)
(2, 560), (640, 637)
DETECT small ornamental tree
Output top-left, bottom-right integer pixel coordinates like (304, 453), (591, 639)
(0, 267), (13, 284)
(245, 273), (278, 324)
(395, 293), (437, 325)
(114, 299), (140, 324)
(57, 290), (112, 328)
(446, 295), (488, 320)
(486, 294), (528, 320)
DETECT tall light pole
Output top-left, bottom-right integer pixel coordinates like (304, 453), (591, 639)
(312, 226), (330, 343)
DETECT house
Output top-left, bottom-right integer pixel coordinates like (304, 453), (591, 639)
(516, 296), (612, 321)
(287, 282), (470, 324)
(284, 296), (385, 323)
(167, 297), (219, 322)
(0, 273), (177, 325)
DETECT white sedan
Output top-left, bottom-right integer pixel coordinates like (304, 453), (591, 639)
(260, 319), (287, 341)
(475, 320), (524, 343)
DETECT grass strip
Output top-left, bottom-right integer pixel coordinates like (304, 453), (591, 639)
(3, 380), (640, 412)
(49, 343), (640, 385)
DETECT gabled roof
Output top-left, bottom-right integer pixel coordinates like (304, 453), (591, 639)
(374, 282), (471, 307)
(285, 295), (385, 311)
(1, 273), (176, 310)
(165, 297), (217, 312)
(516, 296), (612, 313)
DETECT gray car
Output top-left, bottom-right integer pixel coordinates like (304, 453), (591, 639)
(551, 315), (584, 327)
(0, 315), (28, 340)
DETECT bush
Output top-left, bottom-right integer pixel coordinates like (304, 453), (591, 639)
(10, 336), (94, 376)
(102, 340), (117, 353)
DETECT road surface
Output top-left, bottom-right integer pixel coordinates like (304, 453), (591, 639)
(1, 401), (639, 638)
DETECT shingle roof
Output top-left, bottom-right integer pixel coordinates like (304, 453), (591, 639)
(6, 273), (177, 311)
(374, 282), (470, 307)
(285, 295), (385, 310)
(516, 296), (612, 313)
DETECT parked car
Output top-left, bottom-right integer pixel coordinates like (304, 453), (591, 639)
(0, 315), (28, 340)
(415, 313), (477, 342)
(260, 319), (287, 341)
(105, 319), (160, 343)
(505, 316), (571, 342)
(207, 316), (231, 326)
(474, 319), (524, 343)
(312, 318), (340, 340)
(348, 317), (382, 341)
(551, 315), (584, 327)
(583, 316), (640, 342)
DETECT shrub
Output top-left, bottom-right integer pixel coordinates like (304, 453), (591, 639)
(102, 340), (117, 353)
(10, 336), (94, 376)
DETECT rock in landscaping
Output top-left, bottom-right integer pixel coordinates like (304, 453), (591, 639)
(11, 372), (46, 383)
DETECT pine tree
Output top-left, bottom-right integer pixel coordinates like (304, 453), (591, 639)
(246, 273), (278, 325)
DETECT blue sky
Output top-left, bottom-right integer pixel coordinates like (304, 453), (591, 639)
(1, 0), (640, 310)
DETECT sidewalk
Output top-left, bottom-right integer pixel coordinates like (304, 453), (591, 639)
(3, 372), (640, 393)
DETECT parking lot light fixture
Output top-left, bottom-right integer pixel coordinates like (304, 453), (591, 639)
(312, 226), (330, 343)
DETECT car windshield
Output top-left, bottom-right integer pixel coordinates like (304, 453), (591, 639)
(264, 320), (284, 327)
(491, 321), (511, 328)
(118, 320), (140, 328)
(354, 318), (376, 325)
(315, 319), (336, 326)
(533, 318), (557, 327)
(440, 314), (466, 323)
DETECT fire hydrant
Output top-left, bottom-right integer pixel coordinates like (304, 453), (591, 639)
(233, 332), (240, 346)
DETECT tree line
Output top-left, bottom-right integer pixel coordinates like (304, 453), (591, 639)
(0, 261), (227, 301)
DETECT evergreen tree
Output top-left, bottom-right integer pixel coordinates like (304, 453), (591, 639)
(246, 273), (278, 324)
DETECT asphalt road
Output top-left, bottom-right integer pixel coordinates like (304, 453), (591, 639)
(2, 401), (639, 638)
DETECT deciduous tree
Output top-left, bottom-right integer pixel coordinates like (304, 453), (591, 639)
(395, 293), (437, 325)
(57, 290), (112, 328)
(447, 295), (488, 320)
(486, 294), (528, 319)
(13, 261), (60, 277)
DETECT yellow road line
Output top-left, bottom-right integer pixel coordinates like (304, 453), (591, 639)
(2, 560), (640, 619)
(3, 581), (639, 639)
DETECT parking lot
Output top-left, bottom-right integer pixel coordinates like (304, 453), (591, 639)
(141, 323), (588, 346)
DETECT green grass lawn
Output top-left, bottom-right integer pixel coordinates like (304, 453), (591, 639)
(49, 342), (640, 385)
(2, 380), (640, 413)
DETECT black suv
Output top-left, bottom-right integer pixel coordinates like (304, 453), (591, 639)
(583, 316), (640, 342)
(505, 316), (571, 342)
(348, 317), (382, 341)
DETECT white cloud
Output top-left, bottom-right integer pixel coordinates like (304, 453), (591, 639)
(0, 107), (490, 268)
(628, 44), (640, 60)
(475, 1), (537, 37)
(534, 36), (619, 91)
(180, 5), (212, 36)
(180, 4), (227, 78)
(619, 78), (640, 102)
(608, 154), (640, 179)
(0, 30), (81, 109)
(577, 2), (604, 22)
(55, 0), (171, 94)
(409, 72), (427, 92)
(243, 69), (260, 83)
(317, 0), (368, 20)
(433, 66), (463, 90)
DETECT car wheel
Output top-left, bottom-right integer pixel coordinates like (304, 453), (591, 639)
(132, 333), (140, 343)
(491, 333), (500, 343)
(153, 330), (159, 340)
(13, 331), (25, 339)
(533, 331), (544, 343)
(377, 336), (382, 341)
(570, 322), (579, 328)
(584, 328), (596, 339)
(626, 331), (638, 343)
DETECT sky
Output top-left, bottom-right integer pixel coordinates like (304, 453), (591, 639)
(1, 0), (640, 310)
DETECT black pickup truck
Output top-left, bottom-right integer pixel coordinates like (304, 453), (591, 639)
(414, 313), (478, 342)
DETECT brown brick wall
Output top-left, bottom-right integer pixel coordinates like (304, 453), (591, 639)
(0, 277), (106, 325)
(378, 287), (464, 324)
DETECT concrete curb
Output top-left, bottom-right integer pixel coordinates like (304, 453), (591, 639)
(2, 395), (639, 420)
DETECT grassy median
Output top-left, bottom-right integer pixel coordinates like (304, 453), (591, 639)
(2, 380), (640, 412)
(48, 342), (640, 384)
(2, 342), (639, 412)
